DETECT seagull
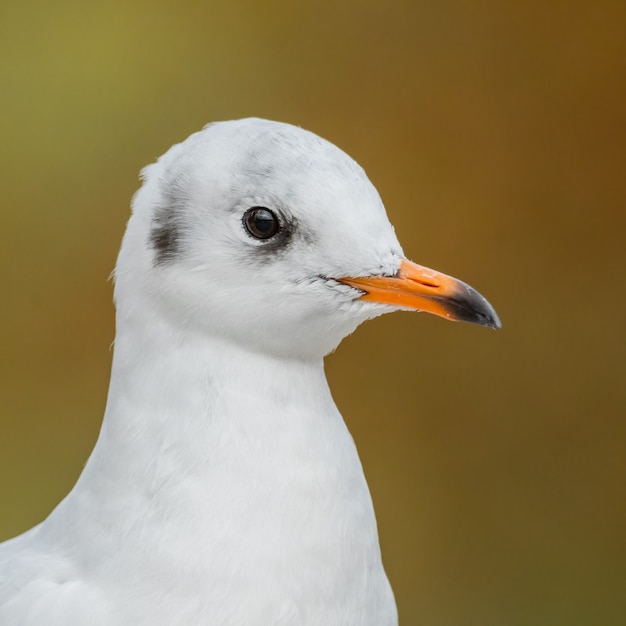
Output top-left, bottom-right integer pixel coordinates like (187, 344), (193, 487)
(0, 118), (500, 625)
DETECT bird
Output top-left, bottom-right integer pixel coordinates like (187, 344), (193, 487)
(0, 118), (500, 625)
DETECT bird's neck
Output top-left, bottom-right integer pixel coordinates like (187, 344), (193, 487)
(41, 309), (394, 624)
(54, 309), (372, 539)
(87, 310), (341, 489)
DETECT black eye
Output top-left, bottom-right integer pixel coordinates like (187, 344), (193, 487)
(243, 207), (280, 240)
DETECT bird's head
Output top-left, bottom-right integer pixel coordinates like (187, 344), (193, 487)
(114, 118), (499, 360)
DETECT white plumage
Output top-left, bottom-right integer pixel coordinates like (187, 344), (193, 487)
(0, 118), (499, 625)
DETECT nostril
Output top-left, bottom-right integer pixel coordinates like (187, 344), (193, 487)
(407, 276), (440, 289)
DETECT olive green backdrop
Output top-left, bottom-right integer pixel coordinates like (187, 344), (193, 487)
(1, 1), (624, 624)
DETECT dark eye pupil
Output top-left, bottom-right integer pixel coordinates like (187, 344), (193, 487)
(243, 207), (279, 240)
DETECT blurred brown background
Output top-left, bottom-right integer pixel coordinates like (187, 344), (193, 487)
(1, 1), (625, 624)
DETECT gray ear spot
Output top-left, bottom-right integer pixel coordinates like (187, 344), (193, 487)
(149, 165), (190, 266)
(150, 204), (180, 266)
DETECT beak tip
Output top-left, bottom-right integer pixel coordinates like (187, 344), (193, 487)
(481, 297), (502, 330)
(486, 312), (502, 330)
(450, 284), (501, 330)
(465, 309), (501, 330)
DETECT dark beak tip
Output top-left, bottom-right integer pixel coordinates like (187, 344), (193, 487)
(480, 296), (502, 330)
(453, 283), (501, 330)
(473, 300), (501, 331)
(465, 309), (501, 330)
(476, 301), (502, 330)
(485, 312), (502, 330)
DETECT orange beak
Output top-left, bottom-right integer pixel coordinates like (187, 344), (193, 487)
(339, 258), (501, 329)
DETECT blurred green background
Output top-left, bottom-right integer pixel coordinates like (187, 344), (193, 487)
(1, 1), (625, 624)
